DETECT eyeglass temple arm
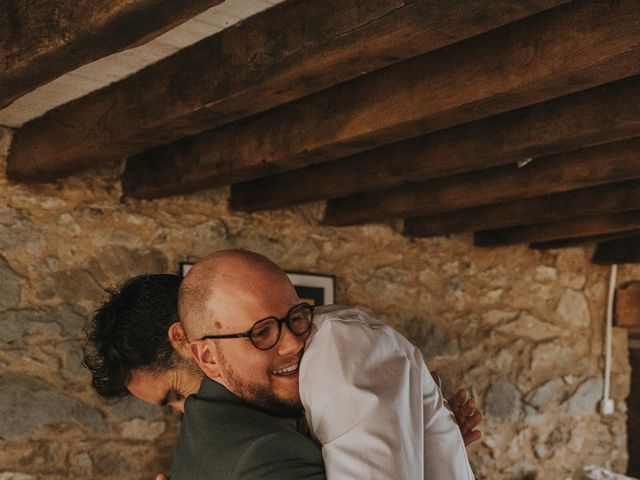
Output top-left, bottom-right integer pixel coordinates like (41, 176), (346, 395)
(200, 332), (252, 340)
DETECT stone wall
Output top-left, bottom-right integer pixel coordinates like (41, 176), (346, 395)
(0, 125), (632, 479)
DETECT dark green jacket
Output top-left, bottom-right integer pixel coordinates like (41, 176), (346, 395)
(170, 377), (326, 480)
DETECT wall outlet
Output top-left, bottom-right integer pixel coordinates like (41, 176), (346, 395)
(599, 398), (615, 415)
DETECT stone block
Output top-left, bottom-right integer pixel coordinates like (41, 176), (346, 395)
(69, 452), (93, 477)
(0, 257), (23, 310)
(88, 247), (168, 288)
(0, 375), (110, 438)
(482, 310), (518, 326)
(530, 341), (562, 372)
(89, 448), (142, 476)
(0, 214), (46, 255)
(0, 305), (87, 347)
(48, 304), (87, 335)
(495, 313), (564, 341)
(484, 380), (521, 421)
(36, 269), (104, 303)
(534, 265), (557, 283)
(492, 349), (515, 374)
(0, 474), (36, 480)
(0, 315), (26, 345)
(25, 321), (62, 338)
(58, 340), (89, 379)
(574, 465), (636, 479)
(563, 378), (603, 414)
(526, 378), (566, 408)
(121, 419), (165, 440)
(556, 289), (591, 328)
(481, 288), (504, 304)
(402, 319), (460, 361)
(0, 207), (19, 227)
(109, 395), (164, 421)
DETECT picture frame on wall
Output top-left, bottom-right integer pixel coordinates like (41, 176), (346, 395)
(179, 263), (335, 306)
(286, 272), (335, 306)
(180, 262), (194, 277)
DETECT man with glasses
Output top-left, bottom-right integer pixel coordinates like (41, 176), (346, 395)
(84, 273), (482, 479)
(171, 250), (474, 479)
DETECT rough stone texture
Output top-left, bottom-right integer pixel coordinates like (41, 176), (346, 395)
(0, 257), (22, 310)
(109, 396), (165, 421)
(0, 375), (110, 438)
(563, 378), (604, 414)
(0, 207), (47, 255)
(527, 378), (566, 408)
(484, 380), (521, 421)
(0, 474), (36, 480)
(495, 312), (565, 341)
(0, 126), (633, 478)
(0, 305), (87, 348)
(69, 452), (93, 477)
(557, 288), (591, 328)
(120, 419), (165, 440)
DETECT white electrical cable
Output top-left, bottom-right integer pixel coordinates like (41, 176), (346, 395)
(603, 263), (617, 409)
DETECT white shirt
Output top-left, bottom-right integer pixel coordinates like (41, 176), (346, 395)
(299, 305), (474, 480)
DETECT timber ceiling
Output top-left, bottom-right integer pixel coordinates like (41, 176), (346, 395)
(1, 0), (639, 263)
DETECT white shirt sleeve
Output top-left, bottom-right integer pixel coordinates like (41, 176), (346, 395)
(299, 307), (474, 480)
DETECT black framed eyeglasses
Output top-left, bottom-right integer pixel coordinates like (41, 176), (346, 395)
(199, 302), (315, 350)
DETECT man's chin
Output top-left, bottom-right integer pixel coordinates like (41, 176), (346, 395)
(248, 388), (303, 418)
(224, 378), (302, 417)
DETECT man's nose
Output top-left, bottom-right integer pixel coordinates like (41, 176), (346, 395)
(276, 323), (305, 356)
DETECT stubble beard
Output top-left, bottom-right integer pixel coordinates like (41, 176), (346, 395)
(217, 348), (303, 418)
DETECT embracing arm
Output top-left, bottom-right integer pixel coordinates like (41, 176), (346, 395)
(300, 309), (474, 479)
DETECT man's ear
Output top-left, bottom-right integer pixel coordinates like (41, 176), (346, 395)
(190, 340), (222, 380)
(168, 322), (192, 360)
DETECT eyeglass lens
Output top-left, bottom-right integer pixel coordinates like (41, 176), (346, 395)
(251, 303), (312, 349)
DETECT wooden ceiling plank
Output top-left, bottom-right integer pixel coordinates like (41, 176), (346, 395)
(0, 0), (224, 109)
(404, 179), (640, 238)
(592, 236), (640, 264)
(474, 210), (640, 247)
(7, 0), (566, 181)
(323, 134), (640, 226)
(530, 231), (640, 250)
(233, 77), (640, 213)
(121, 0), (640, 199)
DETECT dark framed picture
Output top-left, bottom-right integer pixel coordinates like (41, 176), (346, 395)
(179, 263), (335, 306)
(286, 272), (335, 306)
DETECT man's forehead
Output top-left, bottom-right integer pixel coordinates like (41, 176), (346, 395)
(208, 285), (296, 322)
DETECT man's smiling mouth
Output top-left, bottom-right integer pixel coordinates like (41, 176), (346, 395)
(272, 364), (299, 376)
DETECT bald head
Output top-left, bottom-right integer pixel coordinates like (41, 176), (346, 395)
(179, 250), (298, 340)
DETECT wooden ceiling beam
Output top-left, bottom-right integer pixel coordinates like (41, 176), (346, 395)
(404, 179), (640, 238)
(530, 232), (640, 250)
(233, 77), (640, 213)
(121, 0), (639, 199)
(6, 0), (565, 180)
(0, 0), (224, 109)
(592, 236), (640, 264)
(322, 135), (640, 226)
(474, 210), (640, 247)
